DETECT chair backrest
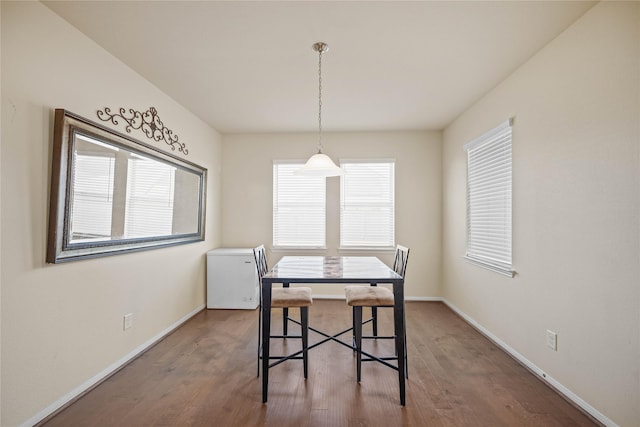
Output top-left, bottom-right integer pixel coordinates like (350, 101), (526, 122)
(253, 244), (269, 280)
(393, 245), (410, 277)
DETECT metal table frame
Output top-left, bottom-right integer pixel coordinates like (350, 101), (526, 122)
(260, 256), (406, 405)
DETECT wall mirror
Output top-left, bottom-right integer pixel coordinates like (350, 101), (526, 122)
(47, 109), (207, 263)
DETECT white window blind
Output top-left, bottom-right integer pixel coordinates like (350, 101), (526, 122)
(464, 119), (514, 276)
(340, 160), (395, 248)
(273, 162), (326, 248)
(125, 156), (176, 238)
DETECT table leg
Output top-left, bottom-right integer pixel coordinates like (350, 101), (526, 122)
(393, 279), (406, 406)
(282, 282), (289, 336)
(261, 281), (272, 403)
(301, 307), (309, 379)
(371, 283), (378, 336)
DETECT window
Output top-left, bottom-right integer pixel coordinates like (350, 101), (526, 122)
(273, 162), (326, 248)
(340, 160), (395, 248)
(464, 118), (514, 277)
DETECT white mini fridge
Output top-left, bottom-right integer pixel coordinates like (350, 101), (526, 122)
(206, 248), (259, 309)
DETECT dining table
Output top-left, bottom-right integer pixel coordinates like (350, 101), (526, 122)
(260, 255), (406, 405)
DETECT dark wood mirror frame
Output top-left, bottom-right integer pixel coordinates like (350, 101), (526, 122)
(47, 109), (207, 263)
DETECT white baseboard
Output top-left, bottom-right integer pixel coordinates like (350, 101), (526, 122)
(24, 304), (205, 427)
(442, 299), (616, 427)
(405, 296), (443, 302)
(312, 294), (346, 300)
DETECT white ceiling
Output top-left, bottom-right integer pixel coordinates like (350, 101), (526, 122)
(43, 1), (595, 134)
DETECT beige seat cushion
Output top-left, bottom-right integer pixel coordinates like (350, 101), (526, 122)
(271, 287), (313, 308)
(345, 285), (394, 307)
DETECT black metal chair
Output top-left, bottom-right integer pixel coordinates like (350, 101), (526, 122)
(345, 244), (410, 380)
(360, 245), (410, 335)
(254, 245), (313, 379)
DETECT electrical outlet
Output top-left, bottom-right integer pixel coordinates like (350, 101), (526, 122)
(123, 313), (133, 331)
(546, 330), (557, 351)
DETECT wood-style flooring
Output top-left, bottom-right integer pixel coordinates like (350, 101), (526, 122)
(41, 300), (598, 427)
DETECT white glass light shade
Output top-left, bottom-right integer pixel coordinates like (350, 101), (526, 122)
(295, 153), (343, 177)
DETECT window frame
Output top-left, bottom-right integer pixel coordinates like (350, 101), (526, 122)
(464, 118), (515, 277)
(339, 159), (396, 251)
(272, 160), (327, 250)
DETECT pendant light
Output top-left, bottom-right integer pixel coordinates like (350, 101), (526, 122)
(296, 42), (343, 177)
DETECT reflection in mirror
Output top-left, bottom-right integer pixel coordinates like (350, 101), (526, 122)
(47, 109), (207, 263)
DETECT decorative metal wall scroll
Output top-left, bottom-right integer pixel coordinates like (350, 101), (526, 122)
(97, 106), (188, 155)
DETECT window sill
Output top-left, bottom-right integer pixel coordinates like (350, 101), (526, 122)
(339, 246), (396, 253)
(271, 246), (327, 253)
(463, 255), (515, 278)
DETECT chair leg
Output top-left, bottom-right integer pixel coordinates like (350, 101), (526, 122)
(354, 306), (363, 383)
(301, 307), (309, 379)
(257, 304), (261, 377)
(404, 312), (408, 379)
(352, 308), (356, 354)
(371, 306), (378, 336)
(282, 307), (288, 337)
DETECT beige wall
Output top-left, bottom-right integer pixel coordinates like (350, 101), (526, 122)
(1, 3), (222, 426)
(221, 131), (442, 298)
(3, 1), (637, 426)
(442, 2), (639, 426)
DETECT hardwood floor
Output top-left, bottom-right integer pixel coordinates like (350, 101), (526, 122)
(41, 301), (598, 427)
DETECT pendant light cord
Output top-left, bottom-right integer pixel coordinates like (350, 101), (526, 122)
(317, 46), (323, 153)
